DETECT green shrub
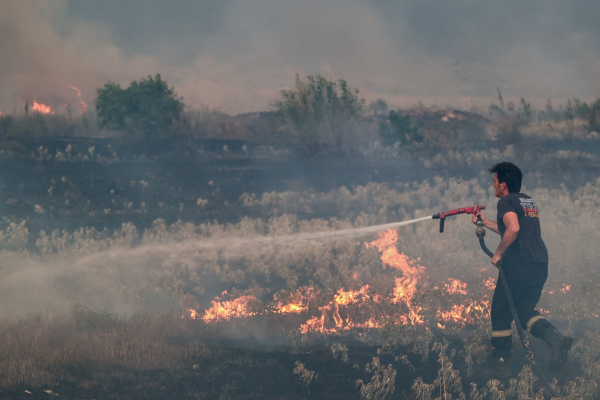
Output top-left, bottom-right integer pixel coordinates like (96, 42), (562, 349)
(273, 74), (366, 154)
(95, 74), (184, 139)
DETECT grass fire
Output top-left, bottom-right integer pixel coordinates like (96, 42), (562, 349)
(3, 2), (600, 397)
(191, 228), (493, 335)
(1, 180), (599, 399)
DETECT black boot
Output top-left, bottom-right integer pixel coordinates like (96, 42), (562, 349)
(482, 349), (511, 380)
(539, 325), (573, 370)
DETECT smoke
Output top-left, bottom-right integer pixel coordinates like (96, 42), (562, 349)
(0, 0), (159, 114)
(1, 0), (599, 115)
(0, 217), (433, 317)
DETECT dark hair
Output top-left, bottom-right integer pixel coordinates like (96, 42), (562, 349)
(488, 162), (522, 193)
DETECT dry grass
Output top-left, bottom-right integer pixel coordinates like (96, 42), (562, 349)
(0, 308), (208, 389)
(2, 176), (600, 397)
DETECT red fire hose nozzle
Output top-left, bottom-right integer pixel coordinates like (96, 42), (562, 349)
(432, 204), (485, 233)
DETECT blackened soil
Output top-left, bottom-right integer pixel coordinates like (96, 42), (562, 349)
(0, 138), (433, 237)
(0, 344), (422, 400)
(4, 136), (600, 241)
(0, 331), (581, 400)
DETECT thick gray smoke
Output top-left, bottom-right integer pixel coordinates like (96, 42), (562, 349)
(1, 0), (599, 115)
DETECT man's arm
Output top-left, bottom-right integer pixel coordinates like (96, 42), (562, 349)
(490, 212), (520, 267)
(472, 212), (500, 234)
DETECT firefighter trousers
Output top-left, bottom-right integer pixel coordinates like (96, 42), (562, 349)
(490, 261), (550, 352)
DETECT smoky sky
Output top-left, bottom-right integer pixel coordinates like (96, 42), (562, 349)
(1, 0), (600, 115)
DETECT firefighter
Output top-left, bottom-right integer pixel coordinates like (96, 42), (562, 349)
(473, 162), (572, 378)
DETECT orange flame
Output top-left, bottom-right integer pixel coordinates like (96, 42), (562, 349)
(278, 303), (306, 314)
(300, 316), (322, 334)
(195, 228), (497, 333)
(184, 308), (200, 319)
(436, 300), (490, 329)
(299, 230), (426, 333)
(335, 285), (370, 306)
(368, 229), (424, 325)
(202, 295), (257, 322)
(560, 284), (571, 293)
(69, 85), (81, 97)
(69, 85), (88, 114)
(274, 287), (313, 314)
(445, 279), (468, 295)
(483, 277), (495, 291)
(32, 101), (53, 114)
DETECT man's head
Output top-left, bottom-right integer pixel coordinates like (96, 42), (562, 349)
(488, 162), (522, 198)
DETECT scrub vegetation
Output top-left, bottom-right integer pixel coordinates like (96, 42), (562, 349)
(1, 75), (600, 398)
(1, 179), (600, 399)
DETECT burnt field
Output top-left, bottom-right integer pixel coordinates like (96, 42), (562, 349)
(2, 130), (600, 235)
(0, 313), (595, 400)
(2, 122), (600, 399)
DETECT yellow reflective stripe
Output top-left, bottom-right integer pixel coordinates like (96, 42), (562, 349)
(526, 315), (545, 332)
(492, 329), (512, 337)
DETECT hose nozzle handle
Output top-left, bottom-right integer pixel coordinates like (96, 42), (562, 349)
(433, 203), (485, 233)
(432, 212), (445, 232)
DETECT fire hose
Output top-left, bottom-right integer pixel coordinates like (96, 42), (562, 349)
(431, 205), (559, 396)
(432, 204), (486, 232)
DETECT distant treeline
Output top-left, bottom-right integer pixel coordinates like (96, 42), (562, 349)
(1, 74), (600, 155)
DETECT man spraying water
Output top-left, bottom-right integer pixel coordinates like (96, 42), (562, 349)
(473, 162), (572, 378)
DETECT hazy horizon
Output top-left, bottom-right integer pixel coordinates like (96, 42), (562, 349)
(2, 0), (600, 115)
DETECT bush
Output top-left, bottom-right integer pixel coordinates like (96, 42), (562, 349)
(273, 74), (366, 155)
(95, 74), (185, 139)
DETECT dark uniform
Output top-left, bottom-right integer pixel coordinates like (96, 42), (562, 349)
(491, 192), (555, 352)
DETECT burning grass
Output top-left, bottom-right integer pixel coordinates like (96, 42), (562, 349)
(189, 228), (494, 337)
(2, 178), (600, 398)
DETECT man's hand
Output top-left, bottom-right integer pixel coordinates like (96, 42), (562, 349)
(472, 211), (486, 225)
(472, 211), (500, 234)
(490, 253), (502, 268)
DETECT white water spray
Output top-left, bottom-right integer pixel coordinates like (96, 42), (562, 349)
(0, 216), (434, 316)
(79, 215), (435, 264)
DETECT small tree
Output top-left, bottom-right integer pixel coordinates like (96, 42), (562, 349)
(273, 74), (365, 154)
(95, 74), (184, 138)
